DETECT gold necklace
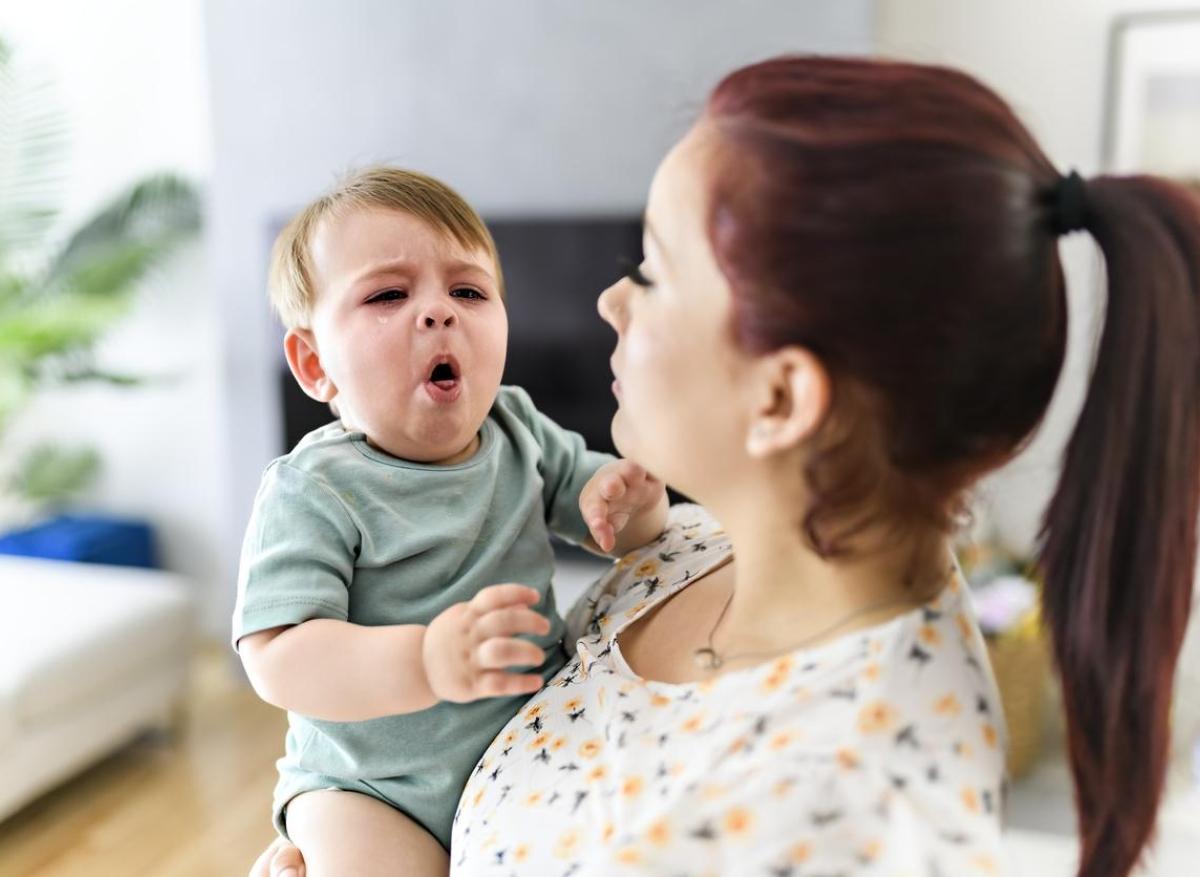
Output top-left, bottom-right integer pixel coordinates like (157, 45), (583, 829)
(692, 563), (952, 671)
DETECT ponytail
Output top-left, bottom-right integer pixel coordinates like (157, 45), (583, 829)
(1039, 175), (1200, 877)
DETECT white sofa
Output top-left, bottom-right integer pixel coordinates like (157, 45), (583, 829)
(0, 555), (193, 821)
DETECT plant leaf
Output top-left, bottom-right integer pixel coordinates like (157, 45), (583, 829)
(47, 173), (200, 285)
(8, 442), (100, 504)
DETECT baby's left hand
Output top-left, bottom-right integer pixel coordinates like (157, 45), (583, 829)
(581, 460), (666, 554)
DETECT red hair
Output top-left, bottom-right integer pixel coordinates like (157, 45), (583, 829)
(704, 56), (1200, 877)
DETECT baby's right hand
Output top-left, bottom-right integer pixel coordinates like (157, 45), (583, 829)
(422, 584), (550, 703)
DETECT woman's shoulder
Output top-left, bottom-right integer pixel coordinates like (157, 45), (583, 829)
(562, 504), (728, 647)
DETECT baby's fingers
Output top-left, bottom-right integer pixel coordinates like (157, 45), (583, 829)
(473, 606), (551, 641)
(476, 670), (544, 698)
(476, 636), (546, 670)
(469, 583), (540, 616)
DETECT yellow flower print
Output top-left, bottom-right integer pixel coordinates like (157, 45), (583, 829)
(701, 783), (727, 801)
(617, 552), (639, 570)
(551, 735), (568, 752)
(650, 693), (671, 707)
(918, 624), (942, 647)
(680, 711), (706, 733)
(601, 821), (616, 844)
(860, 839), (882, 862)
(621, 775), (644, 798)
(563, 697), (583, 713)
(528, 732), (551, 751)
(837, 748), (860, 770)
(523, 790), (543, 807)
(624, 602), (649, 619)
(768, 731), (794, 751)
(587, 765), (608, 783)
(982, 723), (999, 748)
(723, 807), (754, 837)
(962, 787), (981, 813)
(956, 613), (973, 641)
(727, 736), (748, 755)
(616, 846), (642, 865)
(553, 829), (581, 859)
(773, 777), (797, 797)
(862, 661), (882, 682)
(472, 787), (486, 807)
(770, 655), (795, 675)
(578, 738), (603, 758)
(634, 559), (660, 577)
(971, 854), (999, 875)
(524, 703), (544, 720)
(502, 729), (518, 746)
(760, 670), (788, 694)
(788, 841), (812, 863)
(934, 693), (962, 716)
(513, 844), (530, 863)
(857, 700), (899, 734)
(646, 818), (671, 847)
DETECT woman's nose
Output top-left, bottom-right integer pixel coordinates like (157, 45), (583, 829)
(597, 281), (625, 329)
(417, 301), (456, 329)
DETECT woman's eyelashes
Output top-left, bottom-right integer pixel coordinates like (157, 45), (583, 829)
(619, 256), (654, 288)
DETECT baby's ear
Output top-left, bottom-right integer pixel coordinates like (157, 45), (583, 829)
(283, 328), (337, 403)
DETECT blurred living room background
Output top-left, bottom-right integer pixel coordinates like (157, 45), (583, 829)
(0, 1), (1197, 874)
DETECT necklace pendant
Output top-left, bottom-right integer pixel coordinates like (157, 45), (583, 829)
(693, 647), (722, 670)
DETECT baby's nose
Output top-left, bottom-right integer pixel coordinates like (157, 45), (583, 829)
(418, 304), (456, 329)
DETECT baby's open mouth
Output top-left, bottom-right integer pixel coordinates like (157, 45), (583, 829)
(423, 355), (463, 403)
(429, 361), (458, 388)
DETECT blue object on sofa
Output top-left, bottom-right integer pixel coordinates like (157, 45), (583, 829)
(0, 514), (159, 568)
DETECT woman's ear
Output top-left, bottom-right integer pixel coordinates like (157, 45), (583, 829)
(745, 347), (830, 458)
(283, 328), (337, 403)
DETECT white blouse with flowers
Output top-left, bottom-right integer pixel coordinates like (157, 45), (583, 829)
(450, 504), (1006, 876)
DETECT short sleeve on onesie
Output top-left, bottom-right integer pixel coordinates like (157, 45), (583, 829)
(232, 460), (358, 645)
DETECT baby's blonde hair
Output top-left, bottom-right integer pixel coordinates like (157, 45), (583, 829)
(268, 166), (504, 329)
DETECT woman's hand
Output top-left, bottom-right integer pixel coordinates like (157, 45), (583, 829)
(581, 460), (669, 555)
(248, 835), (304, 877)
(423, 584), (551, 703)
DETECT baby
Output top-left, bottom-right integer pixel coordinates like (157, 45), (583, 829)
(232, 167), (667, 873)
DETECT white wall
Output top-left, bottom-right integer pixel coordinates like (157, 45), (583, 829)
(203, 0), (876, 635)
(876, 0), (1200, 554)
(0, 1), (229, 632)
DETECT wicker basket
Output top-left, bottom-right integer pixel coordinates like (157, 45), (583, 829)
(985, 621), (1051, 779)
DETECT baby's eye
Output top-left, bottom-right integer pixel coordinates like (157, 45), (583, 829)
(367, 288), (407, 303)
(451, 287), (485, 300)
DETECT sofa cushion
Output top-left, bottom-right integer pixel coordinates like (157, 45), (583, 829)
(0, 556), (192, 728)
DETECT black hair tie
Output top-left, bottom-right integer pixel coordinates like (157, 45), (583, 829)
(1053, 170), (1089, 236)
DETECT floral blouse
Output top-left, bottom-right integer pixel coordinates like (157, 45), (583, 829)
(450, 505), (1006, 876)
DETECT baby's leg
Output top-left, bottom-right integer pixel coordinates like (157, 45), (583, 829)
(284, 789), (449, 876)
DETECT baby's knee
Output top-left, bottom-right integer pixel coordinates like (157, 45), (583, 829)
(285, 789), (449, 876)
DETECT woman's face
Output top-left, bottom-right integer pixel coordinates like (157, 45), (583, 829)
(598, 124), (754, 500)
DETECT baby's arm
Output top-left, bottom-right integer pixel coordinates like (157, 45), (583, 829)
(580, 459), (669, 557)
(239, 584), (550, 722)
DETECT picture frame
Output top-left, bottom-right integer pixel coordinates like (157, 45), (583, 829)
(1102, 9), (1200, 179)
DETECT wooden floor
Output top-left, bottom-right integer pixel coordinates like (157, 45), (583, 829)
(0, 644), (288, 876)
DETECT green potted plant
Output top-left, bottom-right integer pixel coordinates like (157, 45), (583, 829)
(0, 36), (201, 528)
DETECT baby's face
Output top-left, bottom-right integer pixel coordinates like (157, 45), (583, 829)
(301, 207), (508, 464)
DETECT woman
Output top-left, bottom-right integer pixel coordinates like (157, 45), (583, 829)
(254, 55), (1199, 877)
